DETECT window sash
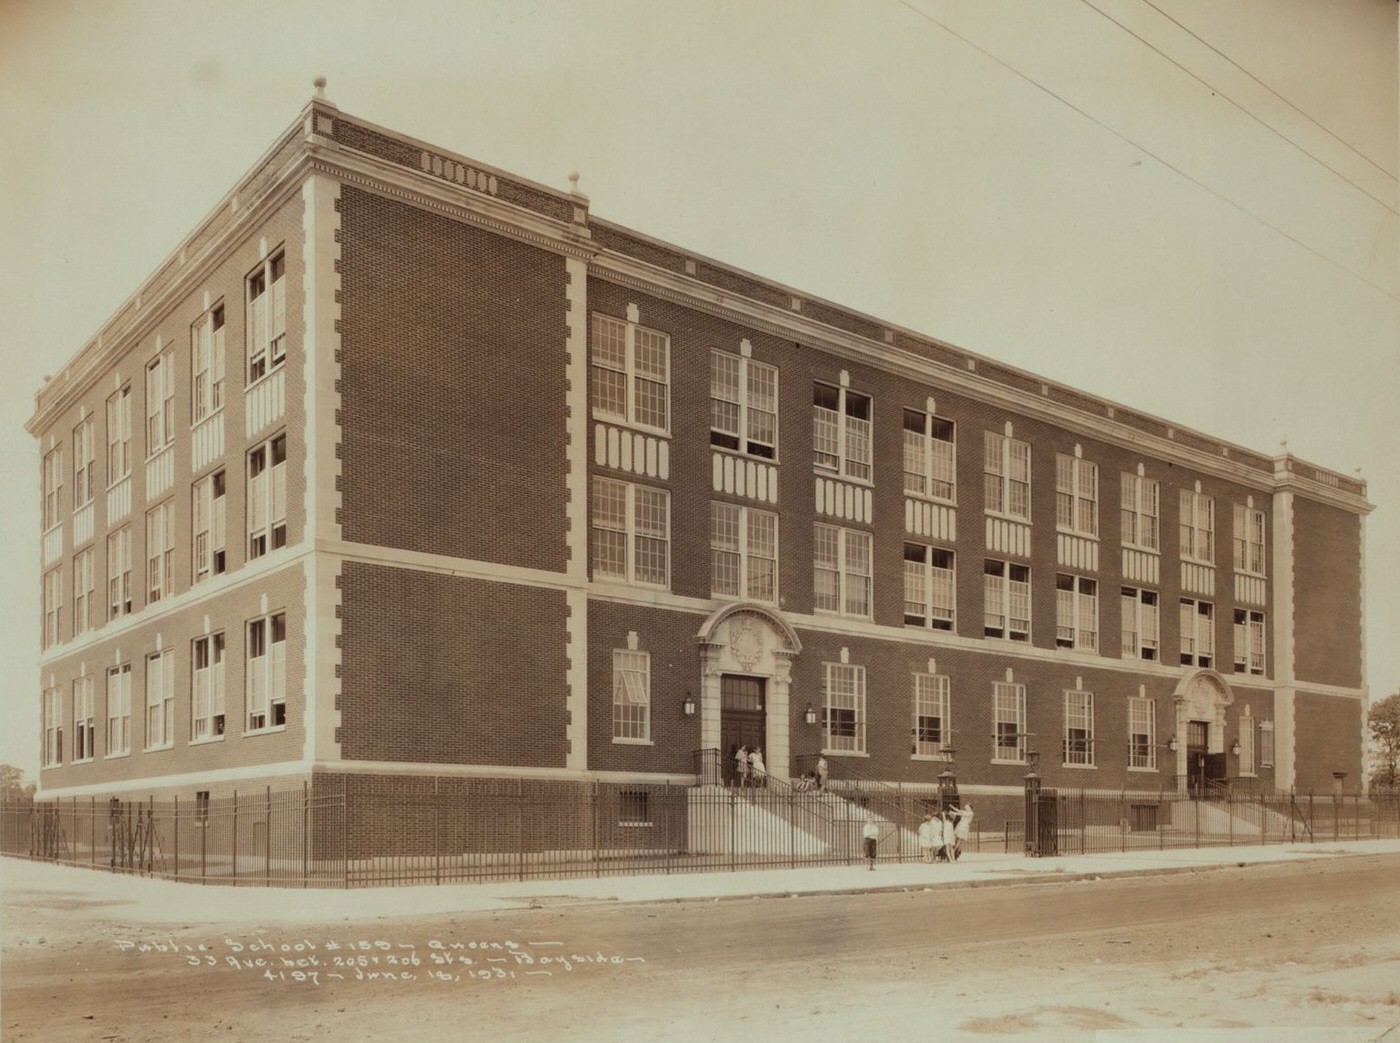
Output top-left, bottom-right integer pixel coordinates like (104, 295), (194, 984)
(592, 477), (670, 588)
(903, 544), (955, 630)
(106, 666), (131, 755)
(73, 418), (95, 508)
(107, 527), (132, 618)
(813, 385), (871, 481)
(1239, 719), (1256, 776)
(1121, 587), (1159, 660)
(1063, 691), (1094, 765)
(1179, 490), (1215, 564)
(912, 673), (950, 757)
(1180, 599), (1215, 666)
(993, 683), (1026, 760)
(903, 410), (955, 501)
(814, 524), (871, 618)
(823, 663), (866, 753)
(611, 650), (651, 740)
(106, 388), (131, 482)
(710, 350), (777, 458)
(1128, 697), (1156, 769)
(984, 560), (1030, 641)
(1056, 455), (1098, 536)
(984, 431), (1030, 520)
(590, 313), (670, 432)
(1121, 473), (1160, 550)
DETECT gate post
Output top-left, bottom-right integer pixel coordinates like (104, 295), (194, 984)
(1023, 764), (1042, 857)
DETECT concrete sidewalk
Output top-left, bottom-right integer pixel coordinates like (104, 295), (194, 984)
(4, 838), (1399, 926)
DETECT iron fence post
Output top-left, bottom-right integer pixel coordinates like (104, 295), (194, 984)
(91, 795), (96, 869)
(302, 780), (309, 888)
(265, 786), (272, 886)
(173, 795), (179, 880)
(1194, 794), (1200, 848)
(201, 795), (207, 884)
(434, 777), (442, 886)
(1228, 792), (1234, 847)
(593, 780), (601, 879)
(342, 775), (349, 889)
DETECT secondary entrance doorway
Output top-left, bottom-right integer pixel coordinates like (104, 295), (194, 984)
(1186, 719), (1226, 797)
(719, 675), (765, 786)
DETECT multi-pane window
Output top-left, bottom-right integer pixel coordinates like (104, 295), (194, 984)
(146, 501), (175, 603)
(1063, 690), (1094, 766)
(1179, 489), (1215, 564)
(42, 687), (62, 767)
(911, 672), (951, 758)
(1179, 598), (1215, 667)
(145, 650), (175, 750)
(73, 548), (94, 636)
(193, 470), (227, 582)
(247, 612), (287, 731)
(1239, 717), (1256, 776)
(823, 662), (867, 754)
(983, 560), (1030, 642)
(590, 312), (669, 432)
(43, 444), (63, 531)
(42, 567), (62, 649)
(611, 649), (651, 742)
(813, 383), (872, 481)
(192, 633), (227, 741)
(73, 416), (95, 509)
(107, 526), (133, 618)
(106, 385), (132, 484)
(984, 430), (1030, 520)
(1232, 505), (1266, 575)
(903, 409), (955, 501)
(1055, 574), (1098, 651)
(1128, 696), (1156, 769)
(711, 349), (777, 458)
(1120, 472), (1160, 550)
(710, 502), (778, 602)
(145, 351), (175, 453)
(192, 303), (226, 422)
(1260, 720), (1275, 768)
(1120, 587), (1160, 661)
(993, 682), (1026, 761)
(1233, 610), (1266, 676)
(591, 477), (670, 588)
(1055, 454), (1098, 536)
(247, 251), (286, 383)
(903, 544), (955, 630)
(106, 663), (132, 756)
(73, 676), (95, 762)
(814, 524), (872, 618)
(248, 433), (287, 559)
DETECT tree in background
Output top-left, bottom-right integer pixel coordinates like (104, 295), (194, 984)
(1, 763), (35, 801)
(1368, 692), (1400, 790)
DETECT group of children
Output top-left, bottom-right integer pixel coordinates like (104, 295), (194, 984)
(917, 804), (974, 863)
(731, 744), (768, 787)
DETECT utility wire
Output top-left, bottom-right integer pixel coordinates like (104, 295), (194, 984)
(1137, 0), (1397, 182)
(890, 0), (1400, 304)
(1079, 0), (1396, 216)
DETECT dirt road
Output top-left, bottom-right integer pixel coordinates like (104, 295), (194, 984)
(4, 854), (1400, 1042)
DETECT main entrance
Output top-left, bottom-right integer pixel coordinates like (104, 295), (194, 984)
(719, 675), (765, 786)
(1186, 719), (1226, 797)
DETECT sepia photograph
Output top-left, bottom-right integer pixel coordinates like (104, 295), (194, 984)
(1, 2), (1397, 1040)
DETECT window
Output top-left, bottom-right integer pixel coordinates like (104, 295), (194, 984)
(813, 383), (872, 481)
(247, 612), (287, 731)
(73, 548), (94, 636)
(983, 430), (1030, 520)
(107, 526), (133, 618)
(983, 560), (1030, 642)
(619, 789), (651, 826)
(903, 409), (955, 501)
(1239, 716), (1256, 776)
(814, 524), (872, 618)
(73, 677), (95, 762)
(73, 417), (95, 509)
(146, 501), (175, 603)
(42, 567), (62, 650)
(145, 650), (175, 750)
(248, 433), (287, 559)
(903, 544), (955, 630)
(106, 663), (132, 756)
(145, 351), (175, 453)
(1128, 696), (1156, 769)
(710, 502), (778, 602)
(993, 682), (1026, 762)
(1179, 598), (1215, 667)
(1233, 504), (1266, 575)
(1063, 690), (1095, 766)
(195, 790), (210, 825)
(1055, 454), (1098, 536)
(1179, 489), (1215, 564)
(193, 470), (227, 582)
(1055, 574), (1098, 652)
(711, 349), (777, 458)
(1260, 721), (1275, 768)
(611, 649), (651, 742)
(1120, 587), (1160, 661)
(247, 251), (286, 383)
(1233, 610), (1266, 676)
(911, 672), (951, 758)
(1120, 472), (1159, 550)
(106, 385), (132, 485)
(192, 633), (227, 741)
(823, 662), (866, 754)
(42, 687), (62, 767)
(591, 477), (670, 588)
(590, 312), (669, 432)
(192, 303), (226, 422)
(43, 444), (63, 531)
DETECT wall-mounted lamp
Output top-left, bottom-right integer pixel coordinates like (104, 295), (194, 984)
(1230, 739), (1242, 757)
(804, 703), (818, 726)
(682, 692), (696, 717)
(1167, 735), (1179, 753)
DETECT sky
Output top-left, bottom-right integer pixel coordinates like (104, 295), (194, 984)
(0, 0), (1395, 778)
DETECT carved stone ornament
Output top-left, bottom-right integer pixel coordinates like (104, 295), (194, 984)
(728, 615), (765, 671)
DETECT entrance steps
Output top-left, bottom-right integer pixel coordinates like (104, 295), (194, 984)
(684, 785), (903, 857)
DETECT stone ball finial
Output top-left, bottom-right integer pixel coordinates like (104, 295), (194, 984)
(314, 76), (327, 96)
(568, 171), (580, 192)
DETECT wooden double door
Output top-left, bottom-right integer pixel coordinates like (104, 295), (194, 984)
(719, 675), (765, 784)
(1186, 719), (1226, 797)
